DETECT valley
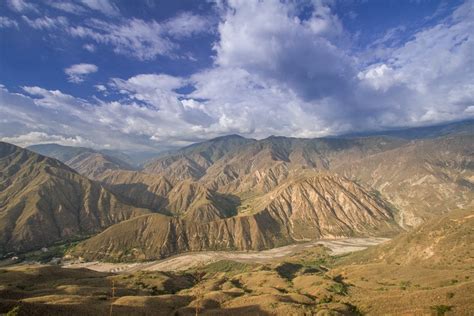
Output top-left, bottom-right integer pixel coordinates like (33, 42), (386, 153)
(0, 120), (473, 315)
(64, 237), (389, 273)
(2, 0), (474, 314)
(1, 210), (472, 315)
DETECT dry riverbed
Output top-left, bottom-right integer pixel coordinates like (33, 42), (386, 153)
(63, 237), (388, 273)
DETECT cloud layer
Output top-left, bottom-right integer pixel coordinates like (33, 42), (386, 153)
(1, 0), (473, 151)
(68, 13), (213, 60)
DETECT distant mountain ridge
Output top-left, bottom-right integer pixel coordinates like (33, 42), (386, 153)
(28, 143), (136, 179)
(336, 119), (474, 139)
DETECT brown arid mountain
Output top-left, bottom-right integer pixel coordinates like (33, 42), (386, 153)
(93, 170), (173, 211)
(79, 136), (407, 212)
(27, 123), (473, 232)
(0, 142), (150, 255)
(63, 151), (135, 180)
(15, 122), (466, 262)
(70, 173), (399, 261)
(144, 135), (406, 189)
(80, 134), (472, 239)
(119, 133), (473, 228)
(165, 180), (238, 221)
(89, 171), (238, 221)
(27, 143), (135, 180)
(336, 134), (474, 228)
(1, 122), (470, 261)
(142, 135), (255, 180)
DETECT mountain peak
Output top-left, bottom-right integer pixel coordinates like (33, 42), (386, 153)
(208, 134), (248, 142)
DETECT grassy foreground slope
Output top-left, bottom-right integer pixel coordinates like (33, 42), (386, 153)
(331, 207), (474, 315)
(1, 208), (472, 315)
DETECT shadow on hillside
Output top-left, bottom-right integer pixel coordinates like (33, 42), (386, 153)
(214, 193), (241, 218)
(105, 183), (171, 214)
(176, 305), (272, 316)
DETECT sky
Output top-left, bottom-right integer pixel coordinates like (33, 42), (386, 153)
(0, 0), (473, 152)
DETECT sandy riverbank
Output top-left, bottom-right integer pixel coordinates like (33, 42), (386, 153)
(63, 237), (389, 273)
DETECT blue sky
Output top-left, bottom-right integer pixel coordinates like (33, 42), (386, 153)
(0, 0), (472, 151)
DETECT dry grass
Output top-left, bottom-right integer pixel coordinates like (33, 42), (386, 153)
(1, 210), (473, 316)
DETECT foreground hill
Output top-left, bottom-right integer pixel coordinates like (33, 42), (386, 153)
(328, 207), (474, 314)
(70, 173), (399, 261)
(1, 208), (472, 315)
(0, 142), (150, 255)
(343, 207), (474, 267)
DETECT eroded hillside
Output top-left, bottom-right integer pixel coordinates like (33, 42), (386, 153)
(0, 142), (150, 254)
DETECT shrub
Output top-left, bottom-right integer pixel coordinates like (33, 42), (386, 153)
(275, 262), (302, 281)
(328, 283), (347, 295)
(430, 305), (453, 316)
(399, 280), (411, 290)
(319, 295), (333, 304)
(203, 260), (252, 274)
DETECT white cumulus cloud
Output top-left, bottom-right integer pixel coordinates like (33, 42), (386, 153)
(1, 0), (473, 150)
(64, 63), (98, 83)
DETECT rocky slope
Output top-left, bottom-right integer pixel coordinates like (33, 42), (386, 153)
(86, 170), (239, 221)
(142, 135), (255, 180)
(101, 135), (408, 214)
(0, 142), (150, 254)
(251, 173), (399, 239)
(336, 134), (474, 228)
(102, 133), (472, 231)
(144, 135), (406, 188)
(71, 173), (399, 261)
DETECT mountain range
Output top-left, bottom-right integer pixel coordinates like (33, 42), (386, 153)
(1, 120), (473, 315)
(0, 120), (471, 261)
